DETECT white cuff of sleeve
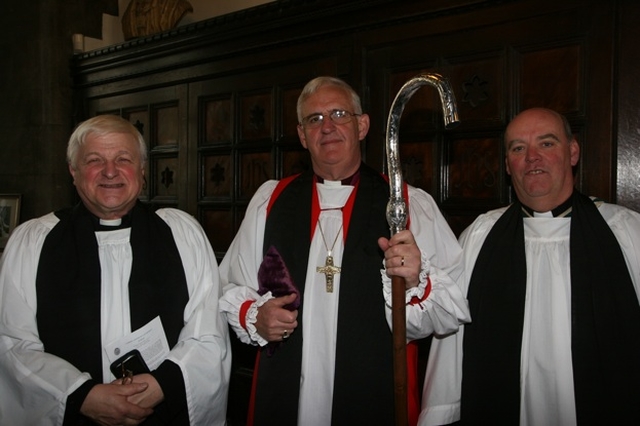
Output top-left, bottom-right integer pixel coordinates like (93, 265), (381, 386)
(246, 291), (275, 347)
(381, 250), (431, 307)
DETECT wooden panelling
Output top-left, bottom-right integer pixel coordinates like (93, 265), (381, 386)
(446, 136), (502, 202)
(616, 0), (640, 211)
(239, 91), (272, 143)
(398, 138), (437, 194)
(184, 57), (341, 258)
(448, 54), (505, 128)
(201, 208), (235, 254)
(202, 153), (233, 199)
(153, 156), (179, 200)
(518, 44), (583, 113)
(239, 150), (273, 199)
(204, 97), (233, 144)
(282, 87), (303, 140)
(364, 1), (613, 233)
(125, 109), (152, 201)
(282, 148), (311, 177)
(155, 105), (180, 147)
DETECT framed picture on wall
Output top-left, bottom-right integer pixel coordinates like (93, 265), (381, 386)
(0, 194), (21, 250)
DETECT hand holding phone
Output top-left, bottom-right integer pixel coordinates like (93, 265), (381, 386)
(109, 349), (150, 383)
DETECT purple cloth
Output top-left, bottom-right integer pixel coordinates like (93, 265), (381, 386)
(257, 245), (300, 355)
(258, 245), (300, 311)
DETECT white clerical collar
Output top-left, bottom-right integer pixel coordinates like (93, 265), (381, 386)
(532, 210), (554, 218)
(315, 170), (360, 187)
(99, 218), (122, 226)
(316, 182), (353, 210)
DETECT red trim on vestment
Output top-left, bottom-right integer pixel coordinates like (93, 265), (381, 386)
(407, 341), (420, 426)
(239, 300), (254, 330)
(341, 182), (358, 241)
(404, 181), (411, 230)
(310, 181), (320, 240)
(266, 174), (301, 217)
(409, 276), (432, 305)
(247, 350), (261, 426)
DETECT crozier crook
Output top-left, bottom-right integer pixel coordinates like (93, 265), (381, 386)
(385, 73), (459, 426)
(385, 73), (459, 234)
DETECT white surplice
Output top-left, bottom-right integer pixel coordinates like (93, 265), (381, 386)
(220, 178), (470, 426)
(419, 202), (640, 426)
(0, 208), (231, 425)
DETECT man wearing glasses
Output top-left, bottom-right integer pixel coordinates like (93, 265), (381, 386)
(219, 76), (470, 425)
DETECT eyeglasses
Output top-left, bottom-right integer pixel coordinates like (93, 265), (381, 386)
(300, 109), (360, 128)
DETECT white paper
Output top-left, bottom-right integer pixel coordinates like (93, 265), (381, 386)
(105, 316), (170, 370)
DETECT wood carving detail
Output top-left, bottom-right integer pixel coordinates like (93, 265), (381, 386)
(210, 163), (225, 186)
(161, 166), (174, 189)
(249, 104), (266, 132)
(153, 157), (178, 198)
(122, 0), (193, 40)
(133, 119), (145, 136)
(241, 93), (271, 141)
(462, 74), (489, 108)
(203, 154), (232, 198)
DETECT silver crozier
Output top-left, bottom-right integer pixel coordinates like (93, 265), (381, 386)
(385, 73), (459, 426)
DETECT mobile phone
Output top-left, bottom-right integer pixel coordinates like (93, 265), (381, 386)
(109, 349), (150, 378)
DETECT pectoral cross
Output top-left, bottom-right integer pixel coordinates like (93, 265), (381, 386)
(316, 255), (341, 293)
